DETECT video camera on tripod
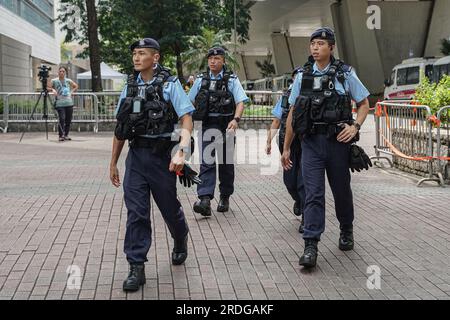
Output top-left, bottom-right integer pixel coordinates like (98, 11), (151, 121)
(37, 64), (51, 90)
(19, 64), (55, 142)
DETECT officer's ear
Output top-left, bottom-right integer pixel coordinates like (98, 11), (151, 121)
(147, 48), (160, 61)
(152, 52), (161, 63)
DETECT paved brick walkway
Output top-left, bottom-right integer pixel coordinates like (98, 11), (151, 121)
(0, 116), (449, 300)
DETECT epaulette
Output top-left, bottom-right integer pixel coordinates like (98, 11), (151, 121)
(293, 66), (303, 75)
(167, 75), (178, 82)
(341, 64), (352, 73)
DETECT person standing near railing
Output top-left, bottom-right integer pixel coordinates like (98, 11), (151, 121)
(282, 28), (370, 269)
(188, 47), (248, 216)
(266, 68), (305, 233)
(48, 66), (78, 142)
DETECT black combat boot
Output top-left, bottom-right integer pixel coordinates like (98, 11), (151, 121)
(123, 263), (146, 292)
(339, 226), (354, 251)
(298, 214), (304, 234)
(193, 196), (211, 216)
(293, 201), (302, 216)
(299, 239), (318, 268)
(172, 234), (188, 265)
(217, 195), (230, 212)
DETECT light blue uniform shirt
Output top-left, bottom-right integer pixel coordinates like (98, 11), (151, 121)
(115, 73), (195, 118)
(272, 84), (293, 120)
(188, 70), (249, 105)
(288, 62), (370, 106)
(272, 99), (283, 120)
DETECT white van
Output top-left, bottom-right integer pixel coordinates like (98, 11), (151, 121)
(433, 56), (450, 83)
(384, 57), (438, 100)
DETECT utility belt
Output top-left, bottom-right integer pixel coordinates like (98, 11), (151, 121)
(203, 114), (234, 129)
(309, 120), (359, 142)
(129, 137), (176, 153)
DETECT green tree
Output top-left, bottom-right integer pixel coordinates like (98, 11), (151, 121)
(85, 0), (103, 92)
(95, 1), (140, 75)
(255, 54), (276, 78)
(58, 0), (104, 91)
(99, 0), (204, 80)
(202, 0), (252, 44)
(440, 38), (450, 56)
(100, 0), (251, 76)
(60, 42), (71, 62)
(58, 0), (252, 81)
(182, 28), (239, 74)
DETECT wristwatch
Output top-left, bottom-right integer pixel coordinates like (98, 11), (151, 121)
(233, 117), (241, 123)
(353, 122), (361, 131)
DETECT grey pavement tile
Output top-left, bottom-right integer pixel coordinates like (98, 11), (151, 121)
(1, 128), (449, 300)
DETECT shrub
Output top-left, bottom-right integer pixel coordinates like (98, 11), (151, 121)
(415, 74), (450, 124)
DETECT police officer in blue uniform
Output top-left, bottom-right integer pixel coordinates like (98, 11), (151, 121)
(282, 28), (370, 268)
(266, 69), (305, 233)
(110, 38), (195, 291)
(188, 47), (249, 216)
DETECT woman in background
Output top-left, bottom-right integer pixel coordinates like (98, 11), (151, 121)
(49, 66), (78, 142)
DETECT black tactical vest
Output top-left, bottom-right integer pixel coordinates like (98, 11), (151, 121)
(299, 56), (352, 124)
(193, 68), (236, 122)
(114, 66), (178, 141)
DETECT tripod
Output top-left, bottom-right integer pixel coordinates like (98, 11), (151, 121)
(19, 88), (63, 143)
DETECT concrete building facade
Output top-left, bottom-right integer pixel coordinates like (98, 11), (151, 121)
(238, 0), (450, 95)
(0, 0), (60, 92)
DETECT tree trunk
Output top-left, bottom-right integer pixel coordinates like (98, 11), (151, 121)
(86, 0), (103, 92)
(174, 43), (184, 84)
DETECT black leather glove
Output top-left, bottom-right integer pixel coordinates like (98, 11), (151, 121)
(177, 164), (202, 187)
(349, 144), (372, 173)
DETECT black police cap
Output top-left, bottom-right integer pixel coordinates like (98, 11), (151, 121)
(310, 27), (335, 44)
(130, 38), (160, 52)
(207, 47), (226, 58)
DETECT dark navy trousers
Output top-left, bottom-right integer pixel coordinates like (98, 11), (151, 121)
(123, 147), (189, 264)
(283, 142), (306, 212)
(55, 106), (73, 138)
(301, 134), (354, 241)
(197, 124), (235, 199)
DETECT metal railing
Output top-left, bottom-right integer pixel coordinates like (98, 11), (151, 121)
(371, 100), (442, 186)
(90, 90), (284, 122)
(2, 92), (99, 133)
(1, 90), (286, 132)
(436, 106), (450, 184)
(94, 92), (121, 122)
(244, 90), (283, 120)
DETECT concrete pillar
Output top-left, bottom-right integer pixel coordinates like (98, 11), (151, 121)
(331, 0), (385, 95)
(242, 55), (269, 80)
(287, 37), (311, 68)
(234, 53), (247, 81)
(271, 33), (293, 75)
(425, 0), (450, 57)
(332, 0), (434, 95)
(371, 1), (432, 79)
